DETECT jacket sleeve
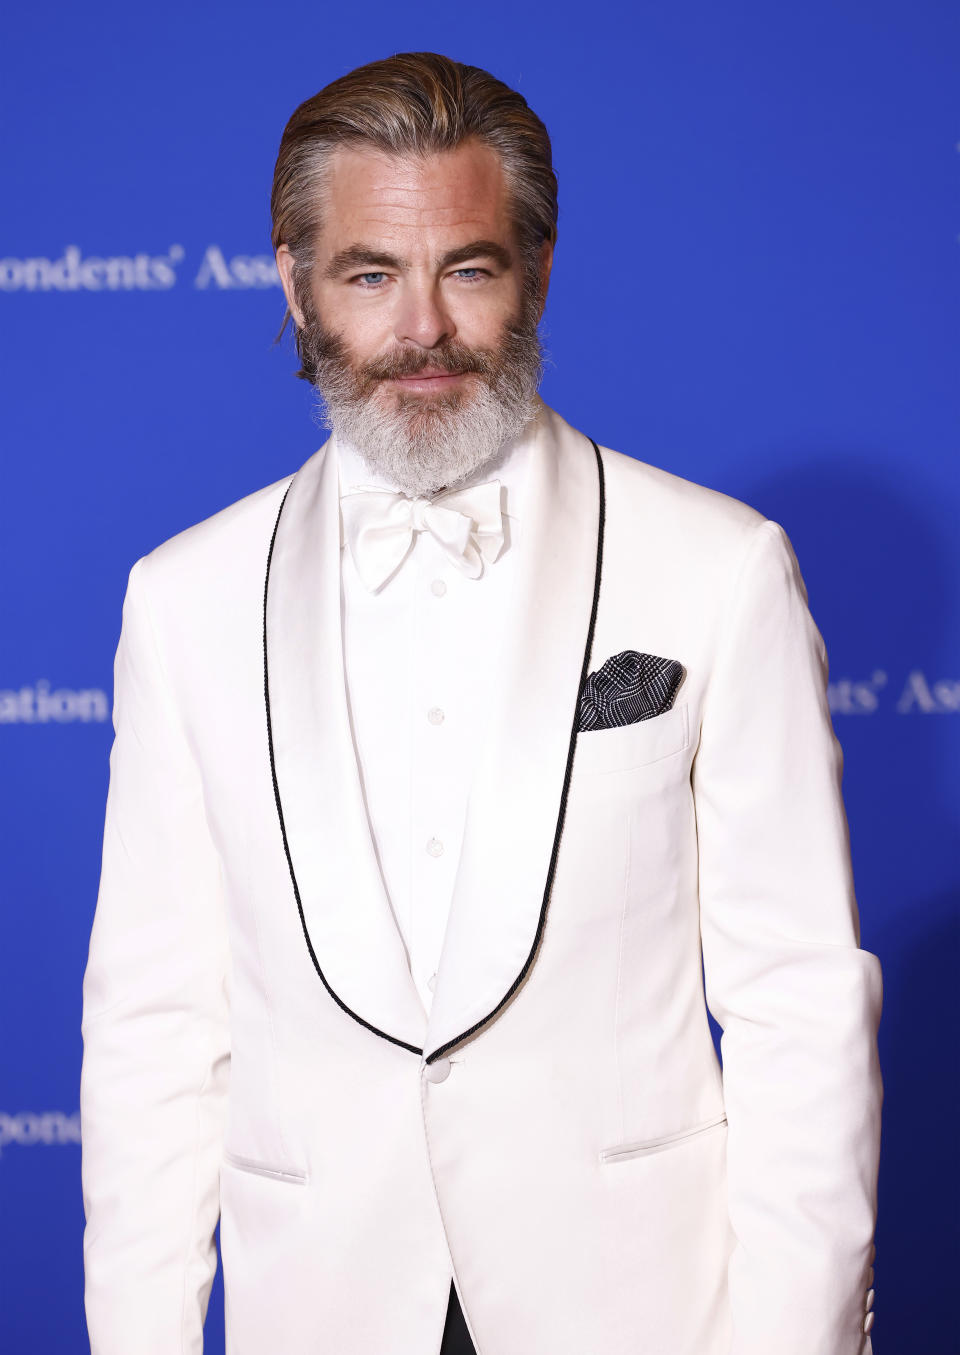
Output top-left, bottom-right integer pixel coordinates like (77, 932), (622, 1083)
(692, 518), (882, 1355)
(81, 556), (231, 1355)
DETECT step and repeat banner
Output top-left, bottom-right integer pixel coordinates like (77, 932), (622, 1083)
(1, 2), (956, 1350)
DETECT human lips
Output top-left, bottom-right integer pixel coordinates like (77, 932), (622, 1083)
(389, 368), (469, 389)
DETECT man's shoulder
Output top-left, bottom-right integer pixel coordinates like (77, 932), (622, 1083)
(152, 470), (296, 562)
(544, 405), (766, 547)
(590, 440), (776, 598)
(132, 461), (306, 603)
(598, 441), (765, 539)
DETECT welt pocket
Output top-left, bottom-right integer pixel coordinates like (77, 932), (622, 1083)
(574, 702), (690, 776)
(221, 1150), (308, 1185)
(599, 1111), (727, 1164)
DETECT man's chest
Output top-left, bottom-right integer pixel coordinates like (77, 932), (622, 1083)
(340, 526), (523, 1005)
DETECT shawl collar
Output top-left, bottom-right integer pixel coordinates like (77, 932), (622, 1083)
(263, 404), (604, 1060)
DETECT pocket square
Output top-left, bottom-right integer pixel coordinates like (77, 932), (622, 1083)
(577, 650), (685, 732)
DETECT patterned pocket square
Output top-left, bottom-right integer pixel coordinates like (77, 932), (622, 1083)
(577, 650), (685, 732)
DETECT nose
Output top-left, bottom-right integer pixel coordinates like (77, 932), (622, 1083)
(394, 280), (454, 350)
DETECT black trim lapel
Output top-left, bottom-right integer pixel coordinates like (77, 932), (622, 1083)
(263, 430), (606, 1062)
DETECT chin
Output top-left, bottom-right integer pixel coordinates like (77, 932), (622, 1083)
(389, 387), (473, 424)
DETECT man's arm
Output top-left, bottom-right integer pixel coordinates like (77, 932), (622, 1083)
(81, 556), (231, 1355)
(692, 518), (882, 1355)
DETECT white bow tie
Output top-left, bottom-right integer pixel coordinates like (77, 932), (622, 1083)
(339, 479), (506, 593)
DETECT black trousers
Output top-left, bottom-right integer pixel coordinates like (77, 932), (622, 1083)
(440, 1281), (478, 1354)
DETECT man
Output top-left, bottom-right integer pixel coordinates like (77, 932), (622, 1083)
(81, 52), (883, 1355)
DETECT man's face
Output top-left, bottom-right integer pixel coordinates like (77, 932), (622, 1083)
(276, 140), (552, 495)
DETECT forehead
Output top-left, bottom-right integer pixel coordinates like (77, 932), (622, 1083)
(317, 140), (513, 249)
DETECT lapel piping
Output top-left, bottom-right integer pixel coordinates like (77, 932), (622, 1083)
(426, 437), (606, 1063)
(263, 465), (424, 1057)
(263, 430), (606, 1064)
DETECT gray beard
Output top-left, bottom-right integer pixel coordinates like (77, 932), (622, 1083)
(297, 299), (545, 498)
(319, 374), (539, 497)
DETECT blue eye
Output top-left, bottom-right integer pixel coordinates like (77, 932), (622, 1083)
(358, 272), (387, 286)
(454, 268), (482, 279)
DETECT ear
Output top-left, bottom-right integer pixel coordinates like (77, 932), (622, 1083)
(536, 237), (555, 320)
(275, 244), (306, 328)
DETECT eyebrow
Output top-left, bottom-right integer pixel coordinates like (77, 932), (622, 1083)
(324, 239), (513, 279)
(439, 240), (512, 271)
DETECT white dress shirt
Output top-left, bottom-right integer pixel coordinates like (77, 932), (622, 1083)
(337, 431), (532, 1015)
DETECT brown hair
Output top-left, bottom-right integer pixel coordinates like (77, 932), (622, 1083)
(270, 52), (558, 330)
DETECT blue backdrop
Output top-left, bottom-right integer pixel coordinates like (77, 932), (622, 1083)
(1, 2), (957, 1350)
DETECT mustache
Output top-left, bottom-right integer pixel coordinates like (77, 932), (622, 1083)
(357, 339), (497, 386)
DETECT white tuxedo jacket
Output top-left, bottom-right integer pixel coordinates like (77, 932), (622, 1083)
(81, 402), (883, 1355)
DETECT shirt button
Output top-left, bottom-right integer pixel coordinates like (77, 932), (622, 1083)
(423, 1057), (451, 1083)
(431, 579), (447, 597)
(427, 707), (445, 726)
(427, 973), (438, 992)
(426, 837), (444, 858)
(862, 1312), (875, 1335)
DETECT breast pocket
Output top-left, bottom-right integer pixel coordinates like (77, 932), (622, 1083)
(573, 703), (690, 776)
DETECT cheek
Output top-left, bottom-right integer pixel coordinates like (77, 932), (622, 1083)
(451, 284), (525, 348)
(314, 285), (392, 359)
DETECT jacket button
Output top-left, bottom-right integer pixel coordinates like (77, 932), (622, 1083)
(424, 1058), (451, 1083)
(865, 1288), (874, 1312)
(863, 1311), (875, 1335)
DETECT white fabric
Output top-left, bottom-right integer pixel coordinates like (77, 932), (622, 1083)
(337, 434), (530, 1014)
(81, 403), (882, 1355)
(340, 476), (506, 592)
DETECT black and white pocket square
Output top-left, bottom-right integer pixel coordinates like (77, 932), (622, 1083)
(577, 650), (685, 733)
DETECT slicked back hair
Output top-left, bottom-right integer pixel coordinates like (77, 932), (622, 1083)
(270, 52), (558, 343)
